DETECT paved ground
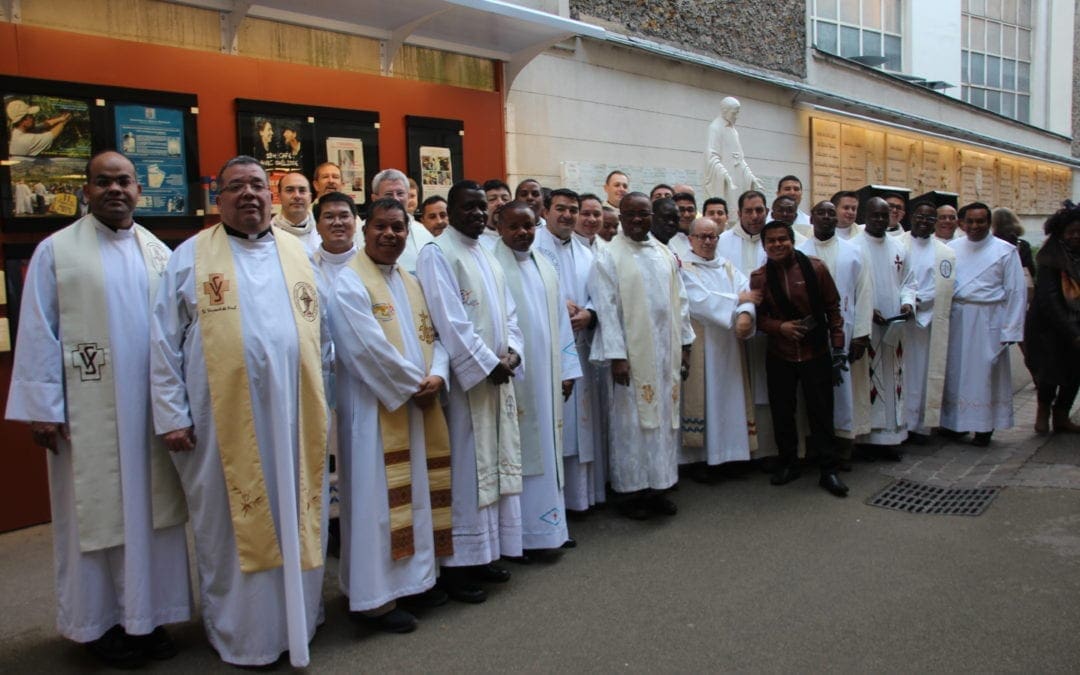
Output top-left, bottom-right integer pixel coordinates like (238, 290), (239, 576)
(1, 368), (1078, 673)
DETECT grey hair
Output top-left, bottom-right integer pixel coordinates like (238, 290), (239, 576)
(371, 168), (409, 196)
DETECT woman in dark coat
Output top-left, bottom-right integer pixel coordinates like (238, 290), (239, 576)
(1024, 201), (1080, 433)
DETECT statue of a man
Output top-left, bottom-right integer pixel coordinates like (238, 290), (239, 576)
(703, 97), (764, 211)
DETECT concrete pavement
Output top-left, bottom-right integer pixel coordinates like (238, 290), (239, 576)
(1, 380), (1078, 673)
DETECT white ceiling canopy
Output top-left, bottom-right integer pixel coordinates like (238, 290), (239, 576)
(166, 0), (605, 86)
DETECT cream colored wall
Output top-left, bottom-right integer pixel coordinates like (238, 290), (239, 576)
(506, 40), (809, 197)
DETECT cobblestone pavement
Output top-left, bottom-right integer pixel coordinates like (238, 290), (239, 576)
(879, 383), (1080, 489)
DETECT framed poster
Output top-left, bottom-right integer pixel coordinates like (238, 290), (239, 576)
(406, 116), (464, 203)
(235, 99), (379, 211)
(0, 75), (202, 233)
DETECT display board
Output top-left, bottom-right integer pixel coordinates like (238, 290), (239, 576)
(0, 75), (202, 232)
(406, 116), (464, 204)
(811, 116), (1073, 214)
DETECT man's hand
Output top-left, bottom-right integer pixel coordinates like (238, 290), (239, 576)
(872, 309), (887, 326)
(738, 289), (763, 305)
(163, 427), (196, 453)
(29, 421), (69, 453)
(487, 360), (514, 385)
(562, 379), (575, 401)
(413, 375), (445, 408)
(567, 301), (592, 333)
(779, 320), (807, 341)
(831, 349), (849, 386)
(734, 312), (753, 339)
(849, 336), (870, 362)
(900, 303), (914, 317)
(612, 359), (630, 387)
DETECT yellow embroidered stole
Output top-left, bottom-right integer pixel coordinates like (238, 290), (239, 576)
(194, 224), (327, 573)
(347, 250), (454, 559)
(54, 215), (186, 552)
(922, 240), (956, 428)
(609, 234), (682, 429)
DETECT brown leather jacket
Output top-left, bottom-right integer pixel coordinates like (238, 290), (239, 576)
(750, 254), (844, 362)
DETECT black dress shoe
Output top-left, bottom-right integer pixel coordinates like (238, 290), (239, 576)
(689, 463), (722, 484)
(560, 537), (577, 549)
(647, 494), (678, 515)
(819, 472), (849, 497)
(502, 554), (533, 565)
(129, 626), (177, 660)
(971, 431), (993, 447)
(565, 509), (589, 522)
(360, 607), (418, 634)
(905, 432), (930, 445)
(770, 465), (801, 486)
(436, 572), (487, 604)
(400, 587), (449, 609)
(617, 496), (652, 520)
(878, 446), (903, 462)
(523, 547), (563, 563)
(86, 625), (144, 669)
(937, 427), (968, 440)
(468, 562), (511, 583)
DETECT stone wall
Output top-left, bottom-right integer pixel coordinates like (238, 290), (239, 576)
(570, 0), (807, 77)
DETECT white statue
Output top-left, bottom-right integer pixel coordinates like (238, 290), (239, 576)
(703, 97), (764, 211)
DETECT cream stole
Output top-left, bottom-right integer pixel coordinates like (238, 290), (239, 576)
(434, 232), (522, 506)
(194, 224), (327, 573)
(346, 249), (454, 559)
(53, 215), (185, 552)
(493, 243), (564, 486)
(608, 234), (682, 430)
(921, 239), (956, 427)
(680, 258), (757, 450)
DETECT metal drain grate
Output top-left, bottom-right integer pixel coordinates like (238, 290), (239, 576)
(867, 479), (999, 516)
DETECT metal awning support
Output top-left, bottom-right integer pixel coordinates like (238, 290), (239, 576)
(219, 0), (252, 54)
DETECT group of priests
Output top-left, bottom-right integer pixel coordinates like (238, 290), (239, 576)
(6, 153), (1032, 668)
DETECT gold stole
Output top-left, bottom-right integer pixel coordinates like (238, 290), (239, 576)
(680, 259), (757, 450)
(53, 215), (186, 552)
(493, 244), (565, 486)
(194, 224), (327, 573)
(922, 241), (956, 428)
(346, 250), (454, 559)
(608, 234), (682, 430)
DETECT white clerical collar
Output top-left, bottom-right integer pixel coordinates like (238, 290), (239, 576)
(512, 248), (531, 261)
(448, 226), (480, 248)
(319, 245), (356, 264)
(911, 235), (932, 247)
(686, 251), (721, 268)
(572, 231), (594, 248)
(814, 234), (836, 246)
(735, 225), (759, 242)
(89, 213), (135, 238)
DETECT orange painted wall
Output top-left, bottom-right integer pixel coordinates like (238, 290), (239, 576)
(0, 23), (506, 182)
(0, 22), (506, 532)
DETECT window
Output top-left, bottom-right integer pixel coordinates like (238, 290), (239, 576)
(813, 0), (904, 71)
(961, 0), (1031, 121)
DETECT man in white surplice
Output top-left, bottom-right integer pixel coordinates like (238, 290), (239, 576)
(679, 217), (757, 482)
(360, 168), (434, 273)
(415, 180), (524, 604)
(270, 171), (320, 254)
(900, 200), (957, 442)
(493, 201), (581, 555)
(797, 201), (873, 463)
(589, 192), (694, 520)
(326, 195), (453, 634)
(941, 202), (1026, 446)
(150, 156), (330, 668)
(854, 197), (917, 459)
(6, 151), (191, 668)
(533, 189), (603, 517)
(831, 190), (864, 240)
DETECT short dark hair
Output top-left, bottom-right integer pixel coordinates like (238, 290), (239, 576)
(909, 199), (937, 214)
(673, 192), (696, 206)
(605, 170), (627, 185)
(777, 175), (802, 189)
(1043, 200), (1080, 237)
(830, 190), (858, 204)
(420, 195), (447, 211)
(738, 190), (767, 211)
(515, 178), (541, 192)
(772, 195), (796, 207)
(495, 200), (536, 227)
(483, 178), (510, 194)
(761, 220), (794, 241)
(545, 187), (580, 210)
(313, 191), (357, 220)
(448, 180), (483, 211)
(958, 201), (991, 220)
(579, 192), (603, 206)
(365, 196), (408, 223)
(217, 155), (266, 185)
(652, 196), (676, 212)
(703, 197), (727, 211)
(650, 183), (673, 198)
(882, 192), (906, 203)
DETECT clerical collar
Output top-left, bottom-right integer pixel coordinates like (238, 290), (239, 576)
(512, 248), (531, 261)
(319, 246), (356, 264)
(224, 224), (273, 240)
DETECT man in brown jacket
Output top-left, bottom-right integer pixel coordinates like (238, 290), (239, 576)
(750, 220), (850, 497)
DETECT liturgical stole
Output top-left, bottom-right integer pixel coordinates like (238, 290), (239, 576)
(347, 249), (454, 559)
(194, 224), (327, 573)
(54, 215), (187, 553)
(920, 240), (956, 428)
